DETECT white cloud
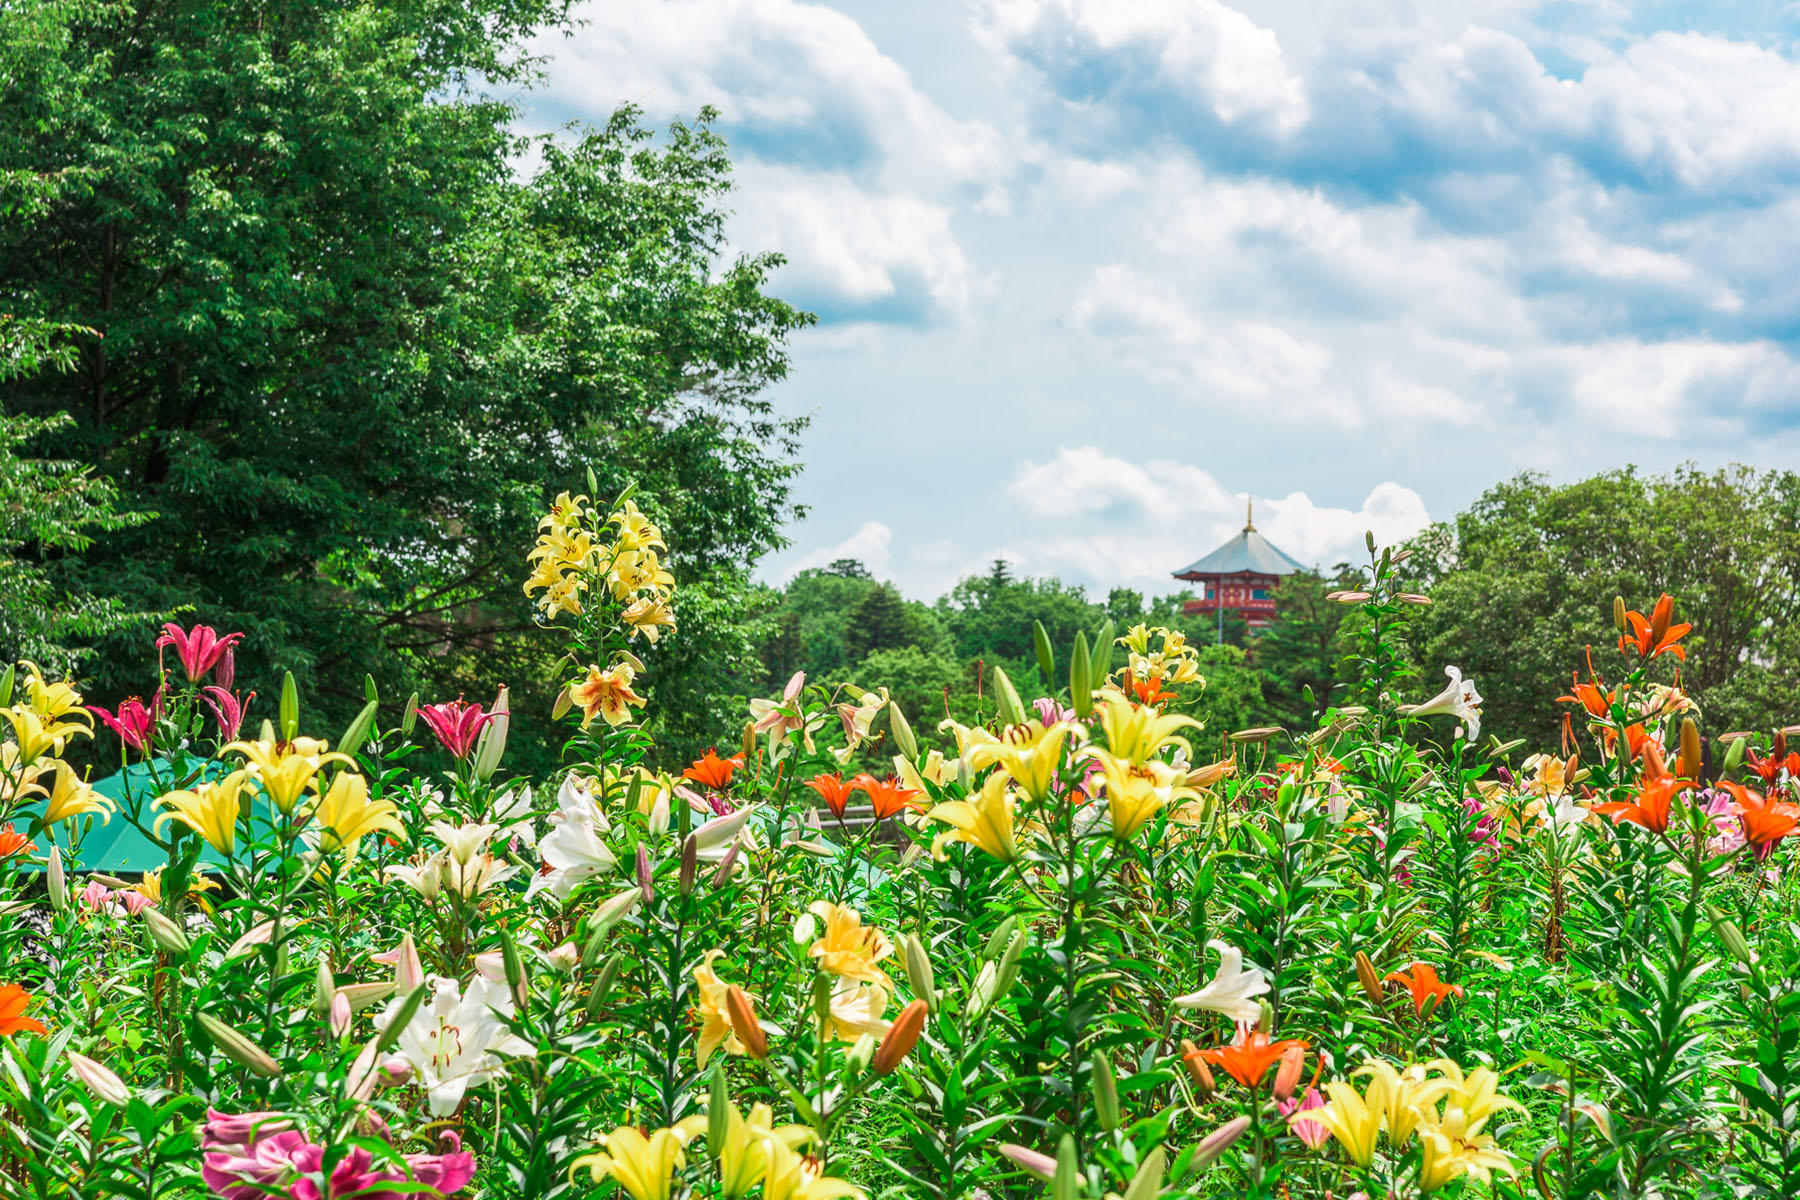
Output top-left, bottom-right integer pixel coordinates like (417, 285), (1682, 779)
(1549, 338), (1800, 437)
(783, 520), (894, 579)
(980, 0), (1308, 134)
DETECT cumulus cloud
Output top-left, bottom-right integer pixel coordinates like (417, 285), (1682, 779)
(784, 521), (893, 579)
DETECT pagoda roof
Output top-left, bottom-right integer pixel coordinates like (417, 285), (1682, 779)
(1173, 505), (1307, 579)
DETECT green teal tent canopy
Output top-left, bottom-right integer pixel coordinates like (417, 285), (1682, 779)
(13, 760), (248, 874)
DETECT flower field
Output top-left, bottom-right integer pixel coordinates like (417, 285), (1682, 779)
(2, 486), (1797, 1200)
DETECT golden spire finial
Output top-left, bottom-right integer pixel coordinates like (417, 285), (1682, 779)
(1244, 497), (1255, 532)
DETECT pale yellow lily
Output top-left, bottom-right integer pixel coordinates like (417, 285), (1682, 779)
(1355, 1059), (1452, 1146)
(155, 770), (254, 853)
(308, 771), (404, 856)
(1422, 1059), (1524, 1134)
(2, 706), (90, 763)
(807, 901), (894, 988)
(715, 1101), (813, 1199)
(762, 1135), (866, 1200)
(571, 1120), (705, 1200)
(926, 773), (1020, 862)
(1417, 1106), (1514, 1192)
(224, 738), (353, 814)
(981, 721), (1075, 802)
(1302, 1079), (1382, 1169)
(41, 760), (115, 826)
(1091, 751), (1197, 842)
(18, 662), (90, 726)
(1093, 689), (1202, 763)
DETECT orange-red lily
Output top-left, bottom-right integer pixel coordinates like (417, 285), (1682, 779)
(1125, 670), (1177, 706)
(682, 749), (745, 790)
(0, 825), (33, 859)
(1722, 781), (1800, 861)
(851, 774), (923, 820)
(1385, 963), (1464, 1016)
(0, 984), (47, 1037)
(805, 772), (858, 819)
(1619, 594), (1691, 661)
(1558, 671), (1614, 720)
(1594, 771), (1692, 834)
(1745, 747), (1800, 786)
(1197, 1029), (1310, 1089)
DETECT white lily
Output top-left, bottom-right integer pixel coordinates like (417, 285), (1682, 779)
(1399, 666), (1484, 743)
(525, 776), (618, 901)
(376, 974), (533, 1116)
(692, 805), (761, 878)
(1172, 939), (1269, 1024)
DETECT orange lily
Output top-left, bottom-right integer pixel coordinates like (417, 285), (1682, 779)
(1722, 781), (1800, 861)
(1618, 594), (1691, 661)
(1593, 771), (1691, 834)
(805, 773), (858, 820)
(1558, 665), (1614, 720)
(1197, 1028), (1310, 1089)
(682, 750), (745, 791)
(850, 774), (922, 820)
(1745, 747), (1800, 786)
(0, 984), (47, 1037)
(0, 825), (33, 858)
(1125, 671), (1177, 706)
(1385, 963), (1464, 1017)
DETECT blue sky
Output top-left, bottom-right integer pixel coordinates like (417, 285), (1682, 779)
(526, 0), (1800, 599)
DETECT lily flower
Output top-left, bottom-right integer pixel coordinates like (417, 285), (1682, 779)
(525, 776), (618, 901)
(821, 979), (893, 1044)
(1093, 689), (1202, 762)
(971, 721), (1075, 803)
(42, 761), (114, 827)
(223, 737), (354, 814)
(1722, 781), (1800, 860)
(376, 975), (533, 1116)
(1594, 770), (1692, 835)
(417, 698), (496, 759)
(1385, 963), (1464, 1017)
(155, 623), (244, 682)
(1197, 1027), (1310, 1090)
(0, 983), (47, 1036)
(1298, 1079), (1380, 1166)
(1618, 594), (1691, 661)
(17, 662), (90, 727)
(89, 698), (155, 752)
(761, 1135), (867, 1200)
(849, 774), (922, 819)
(570, 661), (647, 729)
(749, 671), (812, 751)
(621, 596), (677, 643)
(1558, 671), (1614, 720)
(199, 687), (251, 741)
(714, 1101), (814, 1199)
(694, 950), (765, 1067)
(1746, 745), (1800, 786)
(832, 690), (887, 764)
(572, 1122), (706, 1200)
(1421, 1058), (1524, 1134)
(1417, 1106), (1514, 1191)
(307, 771), (404, 857)
(805, 772), (857, 819)
(807, 901), (895, 988)
(927, 773), (1021, 863)
(1355, 1059), (1452, 1144)
(1399, 666), (1483, 742)
(1173, 940), (1270, 1025)
(155, 770), (254, 854)
(1, 704), (91, 763)
(682, 749), (744, 790)
(1091, 750), (1198, 842)
(0, 825), (34, 859)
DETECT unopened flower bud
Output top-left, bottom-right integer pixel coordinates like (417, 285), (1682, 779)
(196, 1012), (281, 1078)
(1273, 1044), (1306, 1101)
(315, 958), (336, 1013)
(330, 992), (352, 1039)
(1191, 1115), (1250, 1168)
(143, 907), (191, 955)
(1678, 718), (1702, 780)
(1091, 1052), (1120, 1131)
(845, 1032), (878, 1078)
(791, 912), (817, 955)
(1053, 1134), (1079, 1200)
(47, 847), (67, 913)
(1641, 739), (1667, 777)
(1181, 1039), (1216, 1098)
(1723, 734), (1748, 773)
(635, 843), (653, 903)
(1613, 596), (1627, 631)
(679, 834), (698, 896)
(725, 986), (768, 1059)
(709, 841), (740, 888)
(811, 973), (834, 1023)
(585, 952), (625, 1022)
(1255, 999), (1273, 1034)
(902, 933), (936, 1014)
(982, 916), (1019, 963)
(1355, 951), (1384, 1010)
(65, 1050), (130, 1107)
(379, 1055), (412, 1087)
(1122, 1145), (1165, 1200)
(998, 1143), (1056, 1183)
(874, 999), (929, 1076)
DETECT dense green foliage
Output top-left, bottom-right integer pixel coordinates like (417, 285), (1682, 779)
(0, 0), (810, 768)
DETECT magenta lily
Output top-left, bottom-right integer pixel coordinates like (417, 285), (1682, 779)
(156, 623), (244, 683)
(201, 687), (252, 741)
(416, 697), (496, 760)
(90, 698), (156, 752)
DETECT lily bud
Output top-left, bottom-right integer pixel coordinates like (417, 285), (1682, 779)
(812, 973), (835, 1023)
(1122, 1145), (1165, 1200)
(143, 907), (191, 955)
(47, 846), (67, 913)
(993, 930), (1028, 1000)
(65, 1050), (131, 1107)
(708, 1066), (731, 1151)
(635, 843), (653, 903)
(1272, 1044), (1306, 1101)
(380, 1056), (412, 1087)
(982, 916), (1019, 962)
(1052, 1134), (1079, 1200)
(315, 958), (336, 1012)
(1776, 730), (1789, 761)
(1180, 1039), (1216, 1098)
(586, 952), (625, 1021)
(679, 834), (698, 897)
(196, 1012), (282, 1077)
(709, 841), (740, 888)
(725, 986), (768, 1059)
(791, 912), (817, 955)
(902, 933), (936, 1014)
(1678, 718), (1702, 780)
(500, 931), (529, 1010)
(1641, 739), (1667, 778)
(998, 1144), (1056, 1183)
(845, 1032), (878, 1078)
(890, 702), (918, 761)
(1612, 595), (1627, 631)
(1355, 951), (1384, 1009)
(1255, 998), (1273, 1034)
(1708, 906), (1755, 965)
(330, 991), (352, 1039)
(472, 688), (509, 783)
(1723, 734), (1748, 773)
(590, 887), (642, 942)
(400, 692), (420, 737)
(741, 721), (757, 764)
(1191, 1115), (1251, 1169)
(1091, 1052), (1120, 1131)
(393, 933), (425, 994)
(874, 1000), (929, 1075)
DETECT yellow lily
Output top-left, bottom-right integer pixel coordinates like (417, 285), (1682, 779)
(18, 662), (90, 726)
(41, 760), (115, 826)
(224, 738), (353, 814)
(693, 950), (756, 1067)
(2, 706), (90, 764)
(1417, 1106), (1514, 1192)
(308, 771), (404, 856)
(820, 980), (891, 1044)
(715, 1101), (813, 1199)
(807, 901), (894, 988)
(571, 1120), (705, 1200)
(1422, 1059), (1524, 1134)
(0, 742), (49, 803)
(570, 662), (646, 729)
(1091, 750), (1197, 842)
(762, 1136), (866, 1200)
(1303, 1079), (1382, 1169)
(155, 770), (254, 853)
(1093, 688), (1202, 763)
(1356, 1059), (1452, 1146)
(926, 772), (1020, 862)
(981, 721), (1074, 802)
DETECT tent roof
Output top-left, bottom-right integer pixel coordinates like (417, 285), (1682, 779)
(13, 761), (239, 874)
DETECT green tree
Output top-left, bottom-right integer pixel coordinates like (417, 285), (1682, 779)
(846, 584), (910, 661)
(0, 0), (810, 747)
(1404, 465), (1800, 743)
(1253, 568), (1357, 728)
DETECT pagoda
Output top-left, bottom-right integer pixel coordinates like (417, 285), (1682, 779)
(1172, 501), (1306, 634)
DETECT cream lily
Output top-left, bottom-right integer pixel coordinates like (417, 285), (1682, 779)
(1172, 940), (1270, 1024)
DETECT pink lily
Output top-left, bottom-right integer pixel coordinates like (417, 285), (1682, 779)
(78, 881), (114, 913)
(416, 697), (496, 760)
(1278, 1087), (1331, 1150)
(201, 687), (252, 741)
(156, 623), (244, 683)
(90, 698), (156, 752)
